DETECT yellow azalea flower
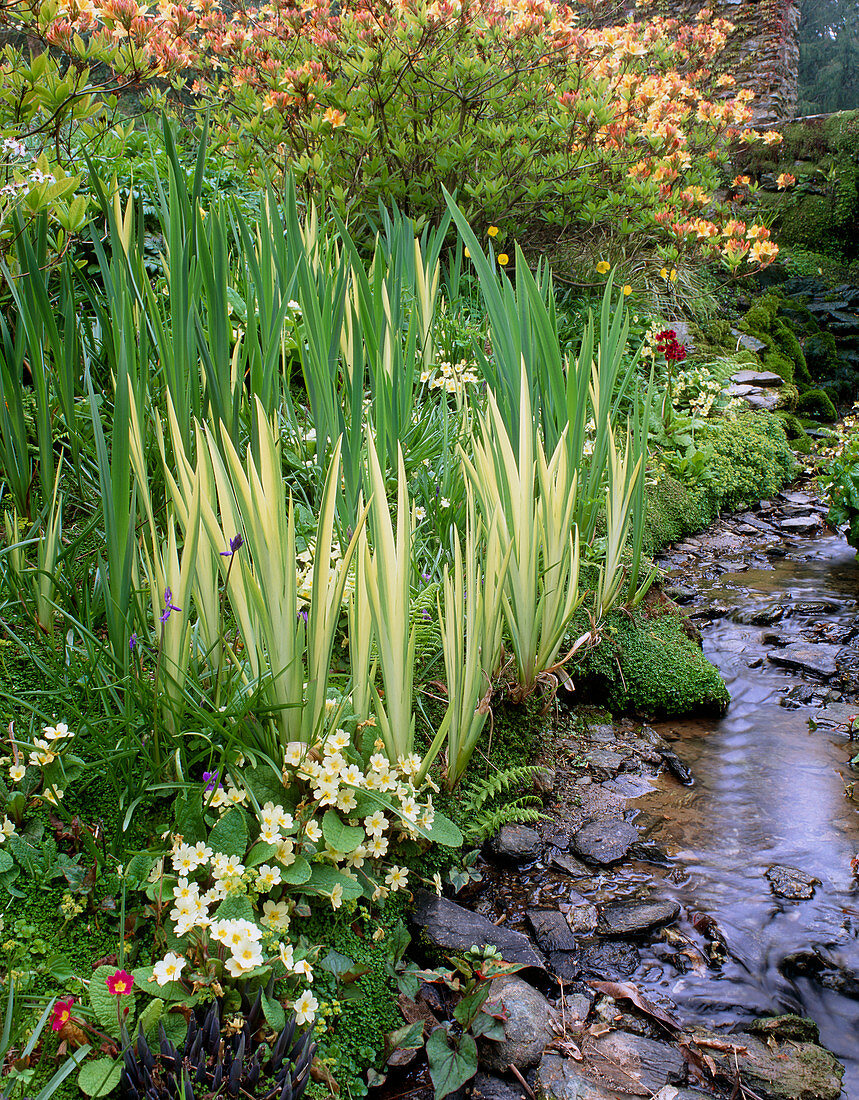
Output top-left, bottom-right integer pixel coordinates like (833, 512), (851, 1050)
(659, 267), (668, 279)
(622, 284), (632, 296)
(487, 226), (499, 237)
(669, 268), (677, 282)
(596, 260), (611, 274)
(497, 253), (509, 266)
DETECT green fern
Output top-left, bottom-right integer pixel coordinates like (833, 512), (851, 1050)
(461, 764), (547, 844)
(411, 581), (443, 676)
(466, 797), (544, 845)
(462, 764), (546, 815)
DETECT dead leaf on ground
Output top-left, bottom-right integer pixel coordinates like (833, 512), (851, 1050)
(589, 980), (681, 1033)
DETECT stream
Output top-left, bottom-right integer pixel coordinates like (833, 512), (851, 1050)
(621, 503), (859, 1094)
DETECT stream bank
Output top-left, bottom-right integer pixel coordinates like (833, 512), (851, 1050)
(394, 478), (859, 1100)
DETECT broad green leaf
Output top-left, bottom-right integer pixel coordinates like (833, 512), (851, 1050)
(208, 808), (249, 856)
(246, 842), (278, 868)
(89, 965), (135, 1037)
(280, 856), (312, 885)
(426, 1028), (478, 1099)
(261, 992), (285, 1031)
(77, 1058), (122, 1098)
(300, 864), (363, 900)
(321, 810), (364, 853)
(136, 997), (164, 1039)
(215, 893), (255, 923)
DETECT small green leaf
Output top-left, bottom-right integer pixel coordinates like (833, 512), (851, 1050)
(124, 852), (154, 888)
(77, 1058), (122, 1097)
(208, 808), (249, 856)
(215, 894), (255, 923)
(261, 992), (285, 1031)
(245, 842), (278, 868)
(136, 997), (164, 1039)
(0, 851), (12, 873)
(280, 856), (311, 886)
(300, 864), (363, 900)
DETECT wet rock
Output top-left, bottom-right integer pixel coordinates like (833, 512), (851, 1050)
(765, 864), (819, 900)
(665, 583), (697, 604)
(536, 1032), (686, 1099)
(533, 768), (557, 795)
(585, 749), (624, 779)
(695, 1025), (844, 1100)
(547, 951), (580, 982)
(749, 1015), (820, 1043)
(629, 839), (672, 865)
(767, 643), (841, 679)
(639, 727), (694, 785)
(480, 975), (559, 1073)
(549, 852), (591, 878)
(528, 909), (577, 953)
(587, 722), (617, 744)
(562, 993), (592, 1030)
(578, 941), (640, 981)
(779, 946), (859, 996)
(597, 899), (681, 937)
(411, 890), (544, 970)
(471, 1073), (529, 1100)
(563, 893), (599, 934)
(779, 515), (823, 534)
(732, 603), (785, 625)
(730, 329), (768, 353)
(572, 820), (638, 865)
(487, 825), (542, 864)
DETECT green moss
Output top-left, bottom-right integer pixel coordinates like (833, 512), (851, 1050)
(796, 387), (838, 422)
(738, 294), (808, 384)
(569, 602), (729, 718)
(803, 330), (841, 382)
(642, 475), (715, 555)
(701, 412), (797, 512)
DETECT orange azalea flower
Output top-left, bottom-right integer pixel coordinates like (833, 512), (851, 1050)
(731, 175), (751, 188)
(776, 173), (795, 189)
(323, 107), (346, 126)
(750, 239), (779, 264)
(746, 224), (770, 242)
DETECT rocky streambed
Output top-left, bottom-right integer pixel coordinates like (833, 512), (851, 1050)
(394, 481), (859, 1100)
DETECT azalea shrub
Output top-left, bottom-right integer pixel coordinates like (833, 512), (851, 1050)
(2, 0), (781, 266)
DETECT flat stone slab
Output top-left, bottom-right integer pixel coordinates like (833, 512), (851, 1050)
(731, 369), (785, 387)
(743, 389), (782, 411)
(598, 899), (681, 937)
(694, 1026), (844, 1100)
(577, 941), (640, 981)
(731, 328), (767, 353)
(410, 890), (544, 970)
(586, 749), (625, 778)
(766, 864), (819, 900)
(779, 515), (824, 534)
(537, 1032), (686, 1099)
(550, 852), (592, 878)
(767, 643), (841, 679)
(573, 820), (638, 865)
(528, 909), (577, 952)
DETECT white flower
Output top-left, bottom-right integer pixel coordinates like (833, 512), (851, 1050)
(364, 811), (388, 837)
(256, 864), (283, 889)
(153, 953), (186, 985)
(304, 820), (322, 843)
(229, 937), (263, 972)
(274, 838), (296, 866)
(278, 942), (295, 969)
(367, 835), (389, 858)
(340, 764), (363, 786)
(293, 990), (318, 1025)
(293, 958), (314, 981)
(8, 765), (25, 783)
(329, 883), (344, 910)
(385, 865), (409, 891)
(262, 900), (291, 931)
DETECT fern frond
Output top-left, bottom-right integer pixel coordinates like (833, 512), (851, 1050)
(463, 764), (546, 815)
(465, 797), (544, 845)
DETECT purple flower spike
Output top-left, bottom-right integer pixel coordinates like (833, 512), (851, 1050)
(298, 610), (309, 623)
(160, 587), (182, 622)
(220, 534), (244, 557)
(129, 633), (138, 650)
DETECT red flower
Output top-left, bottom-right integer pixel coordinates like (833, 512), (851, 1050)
(106, 969), (135, 996)
(51, 997), (75, 1031)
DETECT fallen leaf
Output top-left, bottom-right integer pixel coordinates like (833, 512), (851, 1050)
(588, 981), (681, 1032)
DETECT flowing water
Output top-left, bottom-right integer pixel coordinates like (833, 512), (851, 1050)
(623, 531), (859, 1094)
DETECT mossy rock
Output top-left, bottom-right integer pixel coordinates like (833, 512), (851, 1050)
(701, 412), (796, 512)
(796, 387), (838, 422)
(643, 475), (715, 555)
(779, 193), (844, 253)
(738, 295), (808, 385)
(570, 600), (729, 718)
(803, 330), (841, 382)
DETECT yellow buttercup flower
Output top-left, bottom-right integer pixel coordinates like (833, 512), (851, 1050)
(622, 284), (632, 296)
(669, 268), (678, 283)
(464, 248), (470, 259)
(659, 267), (668, 279)
(487, 226), (499, 237)
(498, 253), (509, 266)
(596, 260), (611, 274)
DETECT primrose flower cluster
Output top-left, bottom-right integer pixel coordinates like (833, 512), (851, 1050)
(1, 720), (76, 805)
(420, 358), (481, 396)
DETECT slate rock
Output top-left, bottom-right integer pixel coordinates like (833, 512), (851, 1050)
(547, 951), (580, 982)
(573, 820), (638, 865)
(731, 368), (784, 387)
(585, 749), (624, 779)
(730, 328), (767, 353)
(732, 603), (785, 625)
(598, 899), (681, 937)
(487, 825), (542, 863)
(410, 890), (544, 970)
(779, 515), (823, 534)
(564, 892), (599, 934)
(528, 909), (577, 953)
(549, 852), (591, 878)
(578, 941), (640, 981)
(743, 389), (782, 411)
(533, 767), (557, 795)
(696, 1025), (844, 1100)
(765, 864), (819, 900)
(536, 1032), (686, 1099)
(480, 975), (559, 1073)
(586, 722), (617, 744)
(471, 1073), (529, 1100)
(767, 643), (841, 679)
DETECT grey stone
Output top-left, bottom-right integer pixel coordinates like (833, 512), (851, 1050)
(767, 643), (841, 678)
(730, 328), (767, 353)
(533, 767), (557, 795)
(695, 1025), (844, 1100)
(487, 825), (542, 863)
(549, 852), (591, 878)
(765, 864), (820, 900)
(547, 951), (580, 982)
(743, 389), (782, 412)
(732, 603), (785, 625)
(480, 975), (559, 1073)
(779, 514), (823, 534)
(730, 368), (785, 387)
(585, 749), (624, 779)
(536, 1032), (686, 1099)
(472, 1074), (529, 1100)
(578, 941), (640, 981)
(586, 722), (617, 744)
(572, 820), (638, 865)
(562, 993), (592, 1030)
(564, 893), (599, 934)
(410, 890), (544, 970)
(598, 899), (681, 937)
(528, 909), (577, 953)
